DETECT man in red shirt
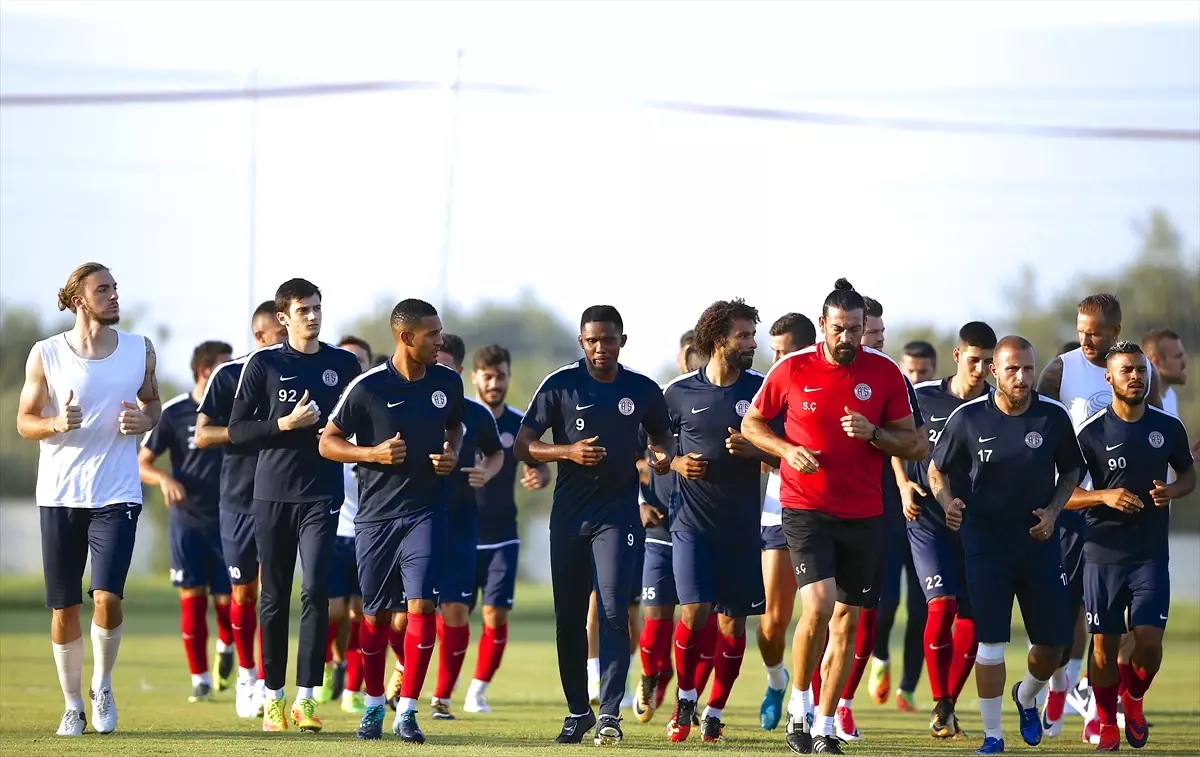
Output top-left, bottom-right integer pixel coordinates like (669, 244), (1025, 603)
(742, 278), (927, 755)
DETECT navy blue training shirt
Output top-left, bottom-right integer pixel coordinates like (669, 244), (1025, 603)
(906, 378), (994, 526)
(663, 367), (765, 540)
(1075, 404), (1192, 565)
(330, 360), (464, 526)
(449, 396), (504, 516)
(230, 341), (363, 503)
(930, 391), (1085, 557)
(476, 406), (535, 547)
(143, 393), (223, 528)
(198, 356), (257, 513)
(522, 359), (671, 533)
(638, 424), (678, 544)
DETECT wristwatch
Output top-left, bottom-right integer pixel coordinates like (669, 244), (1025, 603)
(870, 425), (881, 443)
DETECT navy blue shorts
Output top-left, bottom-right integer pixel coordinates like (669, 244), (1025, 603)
(41, 503), (142, 610)
(761, 524), (786, 551)
(672, 530), (765, 617)
(1084, 561), (1170, 635)
(169, 518), (231, 594)
(1060, 523), (1086, 609)
(219, 509), (258, 586)
(441, 525), (478, 606)
(356, 509), (444, 616)
(329, 535), (361, 599)
(473, 541), (519, 611)
(907, 516), (973, 617)
(966, 545), (1068, 647)
(640, 539), (677, 607)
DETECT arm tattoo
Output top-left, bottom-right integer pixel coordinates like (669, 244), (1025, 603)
(1036, 357), (1063, 401)
(139, 338), (160, 403)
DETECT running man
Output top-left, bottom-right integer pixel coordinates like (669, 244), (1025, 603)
(742, 279), (926, 755)
(16, 262), (161, 736)
(138, 340), (234, 703)
(1070, 341), (1194, 751)
(229, 278), (362, 732)
(516, 305), (674, 746)
(195, 300), (286, 718)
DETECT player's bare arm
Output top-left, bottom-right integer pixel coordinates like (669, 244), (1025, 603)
(926, 458), (965, 530)
(515, 426), (606, 467)
(520, 462), (551, 490)
(15, 347), (78, 441)
(1150, 466), (1196, 506)
(1029, 459), (1084, 540)
(893, 455), (926, 520)
(1066, 485), (1143, 514)
(1035, 356), (1064, 400)
(193, 412), (230, 448)
(318, 420), (404, 465)
(464, 449), (505, 488)
(1147, 363), (1164, 409)
(137, 446), (186, 506)
(430, 420), (464, 475)
(842, 407), (926, 461)
(726, 425), (780, 467)
(125, 336), (162, 432)
(646, 428), (674, 474)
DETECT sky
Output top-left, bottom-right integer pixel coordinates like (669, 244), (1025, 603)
(1, 1), (1198, 385)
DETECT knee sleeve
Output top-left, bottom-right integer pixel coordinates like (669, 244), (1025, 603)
(976, 642), (1006, 665)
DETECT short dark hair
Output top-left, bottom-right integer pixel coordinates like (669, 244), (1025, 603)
(580, 305), (623, 333)
(903, 340), (938, 363)
(191, 340), (233, 381)
(1078, 293), (1121, 325)
(440, 334), (466, 366)
(390, 298), (438, 332)
(253, 299), (277, 319)
(1061, 341), (1080, 356)
(1141, 328), (1180, 355)
(996, 335), (1035, 354)
(958, 321), (998, 350)
(679, 330), (696, 348)
(684, 345), (705, 371)
(692, 298), (761, 357)
(861, 296), (883, 319)
(822, 278), (866, 317)
(770, 313), (816, 347)
(1107, 340), (1143, 360)
(275, 278), (321, 313)
(338, 335), (372, 361)
(473, 344), (511, 371)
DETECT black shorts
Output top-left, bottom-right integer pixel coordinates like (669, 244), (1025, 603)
(782, 508), (882, 608)
(42, 503), (142, 609)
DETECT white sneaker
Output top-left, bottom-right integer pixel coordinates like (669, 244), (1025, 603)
(253, 685), (267, 718)
(90, 688), (118, 734)
(56, 709), (86, 736)
(463, 683), (491, 714)
(235, 679), (258, 718)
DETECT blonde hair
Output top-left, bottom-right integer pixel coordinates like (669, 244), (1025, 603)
(57, 262), (109, 313)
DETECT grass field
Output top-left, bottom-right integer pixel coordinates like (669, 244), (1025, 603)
(1, 575), (1197, 755)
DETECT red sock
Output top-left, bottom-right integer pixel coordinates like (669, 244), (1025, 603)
(434, 622), (470, 699)
(360, 618), (391, 697)
(256, 626), (265, 681)
(639, 618), (660, 675)
(180, 595), (209, 676)
(924, 599), (957, 700)
(346, 619), (364, 693)
(652, 617), (674, 677)
(841, 608), (877, 700)
(473, 623), (508, 683)
(707, 632), (747, 709)
(230, 598), (257, 670)
(213, 598), (234, 647)
(390, 624), (406, 668)
(694, 613), (719, 696)
(673, 620), (702, 691)
(1094, 682), (1119, 726)
(400, 612), (436, 700)
(1128, 665), (1154, 699)
(949, 617), (977, 704)
(325, 621), (338, 665)
(1117, 663), (1133, 697)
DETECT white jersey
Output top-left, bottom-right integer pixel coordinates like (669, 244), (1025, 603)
(1162, 387), (1179, 418)
(1058, 347), (1112, 428)
(35, 330), (146, 509)
(760, 469), (782, 527)
(338, 461), (359, 538)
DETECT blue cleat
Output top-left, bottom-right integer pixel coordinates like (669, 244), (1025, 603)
(760, 670), (790, 731)
(1012, 682), (1043, 746)
(975, 735), (1005, 754)
(356, 704), (385, 740)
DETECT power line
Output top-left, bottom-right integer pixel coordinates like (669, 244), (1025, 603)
(1, 77), (1197, 142)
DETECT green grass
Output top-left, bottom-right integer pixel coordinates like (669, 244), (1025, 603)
(1, 575), (1198, 754)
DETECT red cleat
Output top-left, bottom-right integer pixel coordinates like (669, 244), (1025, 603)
(1096, 723), (1120, 751)
(1045, 689), (1067, 722)
(1082, 717), (1101, 744)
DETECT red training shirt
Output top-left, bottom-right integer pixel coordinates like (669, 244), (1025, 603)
(752, 344), (913, 519)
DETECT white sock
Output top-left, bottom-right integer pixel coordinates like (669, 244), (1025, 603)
(702, 705), (722, 721)
(838, 697), (853, 710)
(52, 638), (85, 711)
(765, 661), (788, 690)
(587, 657), (600, 685)
(813, 714), (836, 737)
(678, 687), (698, 702)
(787, 686), (813, 720)
(296, 686), (314, 701)
(468, 679), (488, 695)
(1066, 658), (1083, 690)
(268, 688), (285, 699)
(1017, 671), (1050, 708)
(1050, 664), (1069, 693)
(397, 696), (417, 713)
(980, 695), (1003, 739)
(238, 667), (255, 683)
(256, 680), (268, 696)
(366, 694), (386, 708)
(215, 638), (231, 654)
(192, 672), (212, 686)
(90, 622), (122, 692)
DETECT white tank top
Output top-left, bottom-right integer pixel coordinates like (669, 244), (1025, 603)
(1058, 347), (1112, 428)
(338, 462), (358, 538)
(760, 469), (782, 527)
(1162, 387), (1179, 419)
(36, 331), (147, 508)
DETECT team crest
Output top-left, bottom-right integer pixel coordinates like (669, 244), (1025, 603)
(431, 390), (448, 408)
(1024, 432), (1044, 449)
(735, 400), (750, 417)
(500, 431), (515, 449)
(322, 369), (339, 387)
(1148, 431), (1165, 449)
(854, 383), (872, 401)
(618, 398), (636, 416)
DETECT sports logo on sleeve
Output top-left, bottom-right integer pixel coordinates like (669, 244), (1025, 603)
(854, 383), (872, 401)
(618, 398), (635, 416)
(432, 390), (448, 408)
